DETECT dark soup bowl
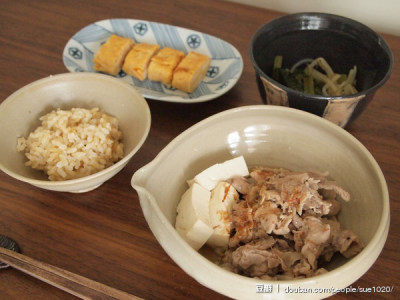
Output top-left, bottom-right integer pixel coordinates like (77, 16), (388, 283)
(249, 13), (393, 127)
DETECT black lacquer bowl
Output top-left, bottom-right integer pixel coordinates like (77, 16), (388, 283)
(249, 13), (393, 127)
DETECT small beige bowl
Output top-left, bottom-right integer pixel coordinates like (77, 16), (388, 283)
(131, 105), (389, 300)
(0, 73), (151, 193)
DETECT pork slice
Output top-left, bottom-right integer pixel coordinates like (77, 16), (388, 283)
(250, 167), (277, 184)
(230, 238), (282, 277)
(324, 199), (341, 216)
(293, 258), (328, 278)
(272, 247), (302, 271)
(294, 216), (332, 269)
(317, 180), (350, 202)
(304, 171), (350, 202)
(319, 188), (337, 200)
(293, 229), (305, 252)
(226, 176), (252, 195)
(323, 218), (364, 258)
(333, 229), (364, 258)
(273, 213), (294, 235)
(292, 258), (312, 277)
(301, 193), (332, 216)
(259, 188), (282, 205)
(292, 213), (304, 229)
(229, 202), (255, 247)
(320, 245), (335, 262)
(254, 201), (281, 234)
(273, 177), (309, 214)
(269, 171), (309, 184)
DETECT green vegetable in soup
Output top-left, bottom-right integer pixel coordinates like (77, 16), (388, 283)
(272, 56), (358, 96)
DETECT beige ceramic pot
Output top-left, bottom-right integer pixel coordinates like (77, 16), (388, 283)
(132, 105), (389, 300)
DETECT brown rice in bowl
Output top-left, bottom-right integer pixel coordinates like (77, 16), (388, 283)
(17, 107), (124, 181)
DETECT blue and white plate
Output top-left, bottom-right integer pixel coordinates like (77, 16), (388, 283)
(63, 19), (243, 103)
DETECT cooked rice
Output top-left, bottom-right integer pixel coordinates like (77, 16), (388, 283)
(17, 108), (124, 181)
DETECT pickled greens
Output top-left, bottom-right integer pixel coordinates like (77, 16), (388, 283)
(272, 56), (358, 96)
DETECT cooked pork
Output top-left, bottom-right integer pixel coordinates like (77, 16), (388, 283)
(214, 167), (363, 280)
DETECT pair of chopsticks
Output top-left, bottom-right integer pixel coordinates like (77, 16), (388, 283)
(0, 246), (143, 300)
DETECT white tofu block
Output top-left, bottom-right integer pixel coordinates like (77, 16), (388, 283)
(175, 183), (213, 251)
(191, 156), (249, 190)
(207, 181), (239, 248)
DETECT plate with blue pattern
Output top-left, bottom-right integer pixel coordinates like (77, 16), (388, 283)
(63, 19), (243, 103)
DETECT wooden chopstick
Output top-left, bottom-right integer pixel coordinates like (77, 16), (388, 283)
(0, 246), (143, 300)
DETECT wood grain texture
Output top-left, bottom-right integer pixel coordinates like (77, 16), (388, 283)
(0, 247), (142, 300)
(0, 1), (399, 299)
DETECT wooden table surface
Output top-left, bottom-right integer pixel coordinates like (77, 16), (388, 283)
(0, 1), (399, 299)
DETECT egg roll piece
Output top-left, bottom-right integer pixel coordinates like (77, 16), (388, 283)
(147, 47), (186, 86)
(172, 51), (211, 93)
(93, 34), (135, 76)
(122, 43), (161, 81)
